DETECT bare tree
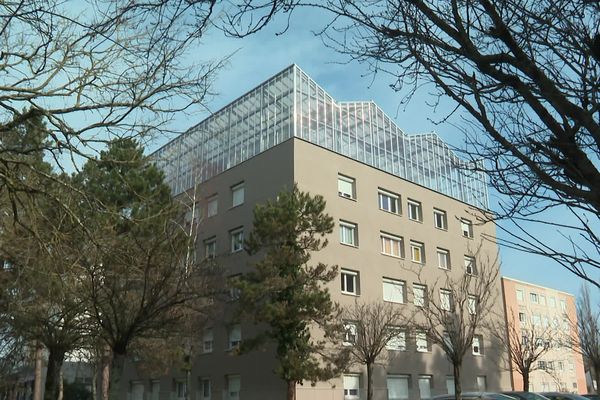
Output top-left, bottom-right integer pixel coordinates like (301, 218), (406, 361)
(495, 310), (562, 392)
(342, 301), (410, 400)
(413, 254), (500, 400)
(223, 0), (600, 286)
(0, 0), (223, 220)
(576, 286), (600, 397)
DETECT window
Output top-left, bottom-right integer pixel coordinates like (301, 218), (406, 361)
(539, 294), (546, 306)
(472, 335), (483, 355)
(200, 379), (211, 400)
(468, 295), (477, 315)
(410, 241), (425, 264)
(131, 381), (144, 400)
(226, 375), (240, 400)
(549, 296), (556, 307)
(338, 175), (356, 199)
(378, 189), (400, 214)
(387, 375), (409, 400)
(516, 289), (524, 302)
(446, 376), (455, 395)
(207, 195), (218, 217)
(231, 182), (244, 207)
(461, 218), (473, 238)
(464, 256), (476, 275)
(341, 269), (359, 295)
(228, 275), (241, 301)
(175, 380), (187, 400)
(518, 312), (526, 322)
(560, 299), (567, 311)
(343, 322), (358, 346)
(476, 376), (487, 392)
(381, 232), (404, 258)
(521, 331), (529, 345)
(204, 237), (216, 259)
(343, 375), (360, 400)
(443, 331), (453, 350)
(150, 380), (160, 400)
(433, 209), (447, 230)
(437, 248), (450, 270)
(202, 329), (213, 353)
(413, 284), (426, 307)
(532, 314), (541, 325)
(418, 376), (432, 400)
(416, 331), (428, 352)
(383, 278), (405, 303)
(530, 292), (539, 303)
(230, 228), (244, 253)
(407, 199), (422, 222)
(340, 221), (358, 246)
(386, 328), (406, 351)
(538, 360), (547, 370)
(228, 324), (241, 350)
(440, 289), (452, 311)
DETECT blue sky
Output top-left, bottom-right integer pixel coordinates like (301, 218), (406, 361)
(148, 8), (595, 301)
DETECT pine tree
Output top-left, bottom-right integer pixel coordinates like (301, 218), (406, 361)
(234, 185), (349, 400)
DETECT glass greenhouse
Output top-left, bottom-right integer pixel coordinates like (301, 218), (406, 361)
(153, 65), (488, 209)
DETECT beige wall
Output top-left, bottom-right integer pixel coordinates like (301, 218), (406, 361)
(502, 277), (586, 393)
(293, 139), (511, 399)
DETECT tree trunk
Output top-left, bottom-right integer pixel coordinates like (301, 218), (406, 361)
(367, 362), (374, 400)
(522, 368), (530, 392)
(453, 363), (462, 400)
(101, 348), (110, 400)
(287, 380), (296, 400)
(33, 343), (43, 400)
(43, 347), (66, 400)
(108, 352), (126, 400)
(58, 370), (63, 400)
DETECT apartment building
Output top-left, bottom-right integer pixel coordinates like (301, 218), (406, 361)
(502, 277), (586, 393)
(124, 65), (511, 400)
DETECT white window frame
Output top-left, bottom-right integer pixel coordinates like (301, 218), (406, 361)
(433, 209), (447, 230)
(416, 331), (428, 352)
(516, 289), (524, 302)
(230, 228), (244, 253)
(413, 284), (426, 307)
(440, 289), (452, 311)
(343, 322), (358, 346)
(341, 269), (359, 295)
(418, 376), (432, 400)
(446, 376), (455, 395)
(476, 376), (487, 392)
(204, 237), (216, 259)
(380, 232), (404, 258)
(437, 248), (450, 270)
(407, 199), (423, 222)
(202, 328), (213, 353)
(518, 312), (526, 322)
(175, 380), (187, 400)
(231, 182), (245, 207)
(378, 189), (400, 214)
(472, 335), (482, 355)
(226, 375), (240, 400)
(468, 295), (478, 315)
(340, 221), (358, 247)
(383, 278), (405, 304)
(228, 324), (241, 350)
(207, 195), (218, 218)
(131, 381), (144, 400)
(343, 374), (360, 400)
(530, 292), (539, 303)
(410, 241), (425, 264)
(150, 380), (160, 400)
(338, 174), (356, 200)
(461, 218), (473, 238)
(464, 255), (476, 275)
(386, 328), (406, 351)
(387, 375), (409, 400)
(200, 378), (211, 400)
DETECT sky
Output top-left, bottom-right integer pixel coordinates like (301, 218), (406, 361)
(146, 8), (597, 302)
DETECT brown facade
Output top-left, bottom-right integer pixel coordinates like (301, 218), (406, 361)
(123, 138), (511, 400)
(501, 277), (586, 393)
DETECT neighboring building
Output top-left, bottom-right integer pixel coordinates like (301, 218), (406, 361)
(501, 277), (586, 393)
(128, 64), (511, 400)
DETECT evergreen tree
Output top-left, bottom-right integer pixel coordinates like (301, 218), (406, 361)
(234, 185), (348, 400)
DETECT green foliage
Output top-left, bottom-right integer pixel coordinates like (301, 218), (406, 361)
(234, 185), (348, 386)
